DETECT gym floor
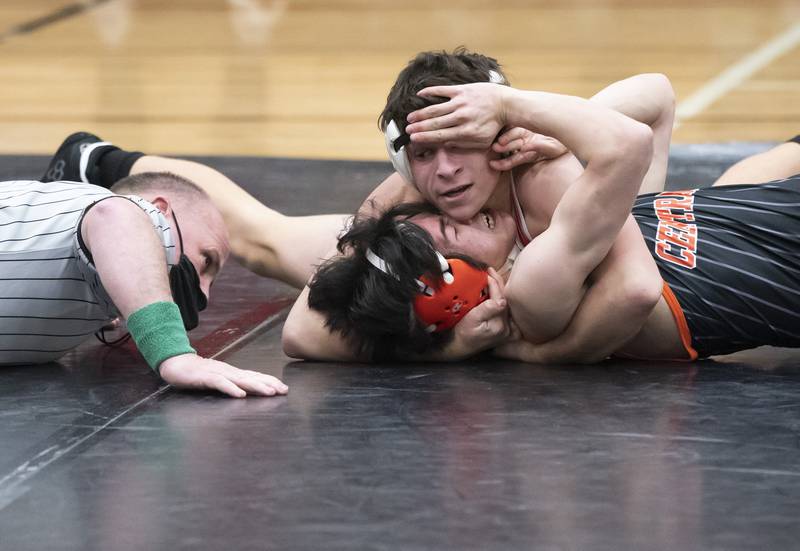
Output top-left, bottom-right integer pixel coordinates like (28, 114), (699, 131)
(1, 2), (799, 550)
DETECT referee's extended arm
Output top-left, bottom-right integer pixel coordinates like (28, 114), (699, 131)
(81, 197), (288, 398)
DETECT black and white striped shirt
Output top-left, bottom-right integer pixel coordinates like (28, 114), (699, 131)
(0, 180), (176, 365)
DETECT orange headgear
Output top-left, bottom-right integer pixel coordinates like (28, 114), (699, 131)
(366, 248), (489, 333)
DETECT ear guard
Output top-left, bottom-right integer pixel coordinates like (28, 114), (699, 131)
(384, 119), (414, 185)
(413, 257), (489, 332)
(366, 249), (490, 333)
(383, 69), (507, 186)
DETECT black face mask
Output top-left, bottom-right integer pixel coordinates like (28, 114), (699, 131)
(170, 211), (208, 330)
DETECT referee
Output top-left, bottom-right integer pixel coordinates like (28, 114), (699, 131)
(0, 174), (287, 398)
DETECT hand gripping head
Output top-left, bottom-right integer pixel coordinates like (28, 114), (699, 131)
(383, 69), (506, 186)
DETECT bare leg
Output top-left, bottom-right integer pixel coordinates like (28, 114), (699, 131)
(131, 156), (348, 288)
(712, 139), (800, 187)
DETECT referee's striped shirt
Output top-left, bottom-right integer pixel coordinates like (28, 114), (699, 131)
(0, 180), (176, 365)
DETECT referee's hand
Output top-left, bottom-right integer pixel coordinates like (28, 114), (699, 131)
(159, 354), (289, 398)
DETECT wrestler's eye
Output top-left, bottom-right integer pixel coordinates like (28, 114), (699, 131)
(413, 148), (433, 160)
(202, 254), (212, 269)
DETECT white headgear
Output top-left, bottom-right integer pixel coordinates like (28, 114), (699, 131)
(383, 69), (506, 186)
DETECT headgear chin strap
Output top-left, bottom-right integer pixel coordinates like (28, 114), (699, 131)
(365, 248), (489, 333)
(383, 69), (507, 186)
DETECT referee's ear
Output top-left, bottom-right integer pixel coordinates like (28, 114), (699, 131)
(147, 195), (171, 217)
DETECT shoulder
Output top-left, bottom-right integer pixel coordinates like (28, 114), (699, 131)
(514, 153), (583, 200)
(80, 195), (175, 259)
(79, 196), (155, 243)
(512, 153), (584, 231)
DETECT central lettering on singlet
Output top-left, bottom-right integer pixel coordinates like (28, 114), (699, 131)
(653, 189), (698, 269)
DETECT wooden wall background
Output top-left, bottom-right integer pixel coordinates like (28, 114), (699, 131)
(1, 0), (798, 160)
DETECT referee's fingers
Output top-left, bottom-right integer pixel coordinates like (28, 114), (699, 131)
(220, 365), (289, 394)
(233, 375), (277, 397)
(206, 373), (247, 398)
(262, 374), (289, 394)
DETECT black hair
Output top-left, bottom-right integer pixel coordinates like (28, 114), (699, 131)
(378, 47), (508, 136)
(307, 202), (485, 362)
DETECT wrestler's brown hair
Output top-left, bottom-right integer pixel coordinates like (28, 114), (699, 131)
(378, 47), (508, 136)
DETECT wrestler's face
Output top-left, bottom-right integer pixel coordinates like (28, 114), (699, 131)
(412, 208), (517, 270)
(408, 143), (502, 223)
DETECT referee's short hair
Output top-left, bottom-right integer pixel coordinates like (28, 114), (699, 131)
(110, 172), (209, 201)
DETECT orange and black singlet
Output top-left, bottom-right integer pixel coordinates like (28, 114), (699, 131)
(632, 176), (800, 357)
(510, 175), (800, 358)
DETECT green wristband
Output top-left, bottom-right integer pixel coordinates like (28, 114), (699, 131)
(127, 301), (196, 373)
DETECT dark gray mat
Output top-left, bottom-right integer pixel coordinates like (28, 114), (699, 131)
(1, 144), (798, 551)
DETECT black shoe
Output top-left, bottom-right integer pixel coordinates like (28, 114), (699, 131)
(41, 131), (116, 184)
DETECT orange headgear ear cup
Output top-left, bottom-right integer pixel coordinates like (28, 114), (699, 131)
(365, 249), (490, 333)
(413, 258), (490, 332)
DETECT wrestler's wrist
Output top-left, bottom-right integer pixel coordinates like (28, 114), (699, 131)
(498, 86), (516, 128)
(503, 88), (537, 129)
(126, 301), (196, 374)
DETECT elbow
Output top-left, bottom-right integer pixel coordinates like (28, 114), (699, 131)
(647, 73), (676, 127)
(281, 320), (306, 359)
(628, 120), (655, 155)
(596, 119), (654, 174)
(622, 274), (662, 318)
(649, 73), (676, 110)
(622, 121), (655, 175)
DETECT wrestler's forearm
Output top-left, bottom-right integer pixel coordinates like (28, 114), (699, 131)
(282, 295), (486, 363)
(503, 89), (652, 171)
(502, 92), (654, 342)
(590, 74), (674, 196)
(590, 74), (675, 128)
(525, 278), (657, 364)
(251, 214), (351, 289)
(134, 156), (353, 289)
(357, 172), (422, 217)
(525, 219), (662, 363)
(131, 156), (282, 241)
(282, 287), (505, 363)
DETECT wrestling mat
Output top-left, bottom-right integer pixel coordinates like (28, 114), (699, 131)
(1, 143), (797, 551)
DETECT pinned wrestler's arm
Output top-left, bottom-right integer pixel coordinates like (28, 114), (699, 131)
(282, 264), (511, 362)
